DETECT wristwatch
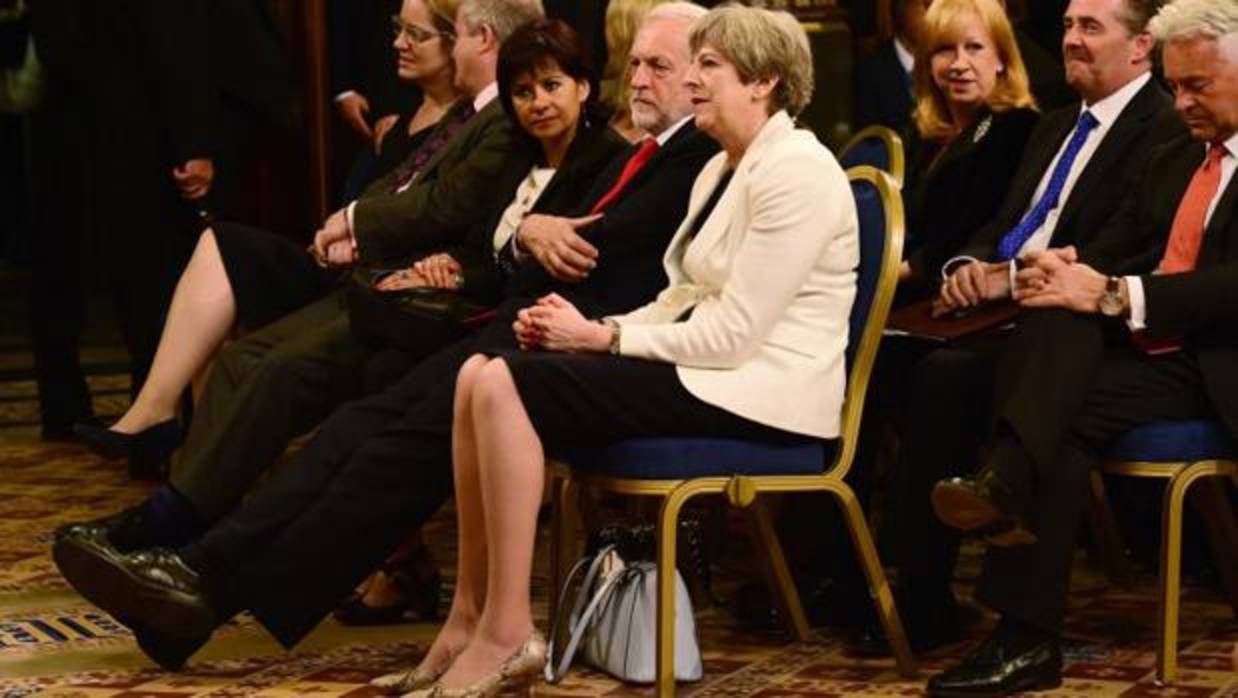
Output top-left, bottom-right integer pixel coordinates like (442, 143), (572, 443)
(1099, 276), (1125, 317)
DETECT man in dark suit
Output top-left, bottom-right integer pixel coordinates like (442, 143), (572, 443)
(52, 3), (719, 670)
(846, 0), (1180, 656)
(27, 0), (293, 438)
(927, 1), (1238, 692)
(853, 0), (923, 135)
(109, 0), (541, 501)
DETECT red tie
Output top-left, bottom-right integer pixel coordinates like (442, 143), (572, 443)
(1134, 144), (1228, 354)
(589, 138), (660, 214)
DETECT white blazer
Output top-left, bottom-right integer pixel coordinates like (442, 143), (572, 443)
(612, 111), (859, 438)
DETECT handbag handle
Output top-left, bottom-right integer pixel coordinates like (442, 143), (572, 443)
(545, 545), (628, 683)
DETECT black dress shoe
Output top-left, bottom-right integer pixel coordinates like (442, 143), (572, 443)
(74, 419), (182, 466)
(55, 504), (154, 553)
(926, 627), (1062, 697)
(931, 469), (1036, 546)
(52, 535), (216, 641)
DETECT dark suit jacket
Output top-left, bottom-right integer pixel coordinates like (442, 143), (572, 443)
(996, 134), (1238, 465)
(959, 78), (1182, 264)
(1086, 135), (1238, 435)
(208, 0), (295, 131)
(353, 98), (539, 264)
(511, 121), (722, 317)
(447, 118), (629, 303)
(903, 107), (1041, 290)
(853, 41), (913, 136)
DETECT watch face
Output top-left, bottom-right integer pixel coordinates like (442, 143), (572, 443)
(1099, 292), (1123, 317)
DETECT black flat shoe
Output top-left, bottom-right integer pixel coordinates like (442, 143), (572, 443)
(52, 536), (216, 641)
(74, 418), (183, 463)
(926, 625), (1061, 697)
(931, 469), (1036, 546)
(334, 549), (441, 626)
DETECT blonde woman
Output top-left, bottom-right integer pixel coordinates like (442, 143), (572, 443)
(898, 0), (1039, 294)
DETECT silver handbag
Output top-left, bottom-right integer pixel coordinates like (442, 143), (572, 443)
(545, 545), (704, 684)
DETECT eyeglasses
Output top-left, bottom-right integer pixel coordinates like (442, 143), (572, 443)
(391, 15), (454, 44)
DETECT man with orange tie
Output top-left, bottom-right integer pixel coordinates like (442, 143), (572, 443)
(926, 1), (1238, 694)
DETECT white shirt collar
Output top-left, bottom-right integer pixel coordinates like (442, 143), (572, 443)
(653, 115), (694, 147)
(893, 37), (915, 75)
(1216, 132), (1238, 160)
(1082, 71), (1150, 129)
(473, 82), (499, 112)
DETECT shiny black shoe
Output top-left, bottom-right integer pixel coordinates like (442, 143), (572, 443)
(931, 469), (1036, 546)
(926, 626), (1062, 697)
(54, 504), (155, 554)
(74, 419), (183, 464)
(52, 535), (216, 642)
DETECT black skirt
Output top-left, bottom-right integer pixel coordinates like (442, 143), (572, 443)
(211, 222), (337, 331)
(498, 350), (806, 454)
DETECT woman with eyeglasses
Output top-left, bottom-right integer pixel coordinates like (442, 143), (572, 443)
(73, 0), (462, 471)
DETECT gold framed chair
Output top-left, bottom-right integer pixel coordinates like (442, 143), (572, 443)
(1087, 420), (1238, 684)
(547, 166), (913, 697)
(839, 125), (906, 188)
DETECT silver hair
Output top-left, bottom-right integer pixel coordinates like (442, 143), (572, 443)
(459, 0), (545, 42)
(644, 2), (707, 26)
(1148, 0), (1238, 51)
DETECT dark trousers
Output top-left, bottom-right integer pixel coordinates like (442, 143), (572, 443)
(183, 335), (475, 646)
(976, 310), (1215, 632)
(170, 293), (423, 521)
(883, 331), (1007, 615)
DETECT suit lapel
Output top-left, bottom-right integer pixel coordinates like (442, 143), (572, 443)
(1011, 108), (1077, 214)
(1201, 161), (1238, 265)
(1058, 82), (1165, 232)
(420, 100), (497, 181)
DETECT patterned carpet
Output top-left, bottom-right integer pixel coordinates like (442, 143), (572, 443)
(0, 394), (1236, 695)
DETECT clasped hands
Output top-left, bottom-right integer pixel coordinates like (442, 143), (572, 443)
(513, 293), (612, 352)
(374, 253), (463, 292)
(935, 246), (1106, 316)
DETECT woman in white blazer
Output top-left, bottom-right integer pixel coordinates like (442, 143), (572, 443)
(410, 6), (859, 696)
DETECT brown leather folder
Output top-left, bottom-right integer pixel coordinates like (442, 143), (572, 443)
(884, 298), (1020, 343)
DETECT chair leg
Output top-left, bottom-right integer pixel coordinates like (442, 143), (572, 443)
(1189, 476), (1238, 617)
(824, 481), (917, 678)
(655, 486), (695, 698)
(549, 476), (580, 631)
(1088, 471), (1137, 587)
(1156, 463), (1217, 685)
(744, 498), (812, 641)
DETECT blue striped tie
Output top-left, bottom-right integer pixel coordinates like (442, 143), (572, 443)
(994, 111), (1099, 261)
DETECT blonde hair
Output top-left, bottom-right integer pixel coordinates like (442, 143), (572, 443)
(688, 5), (815, 116)
(423, 0), (462, 39)
(601, 0), (671, 114)
(912, 0), (1036, 141)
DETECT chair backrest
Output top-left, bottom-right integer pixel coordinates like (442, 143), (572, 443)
(834, 166), (905, 478)
(839, 126), (906, 187)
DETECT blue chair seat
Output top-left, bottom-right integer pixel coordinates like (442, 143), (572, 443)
(1107, 420), (1237, 463)
(559, 437), (827, 480)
